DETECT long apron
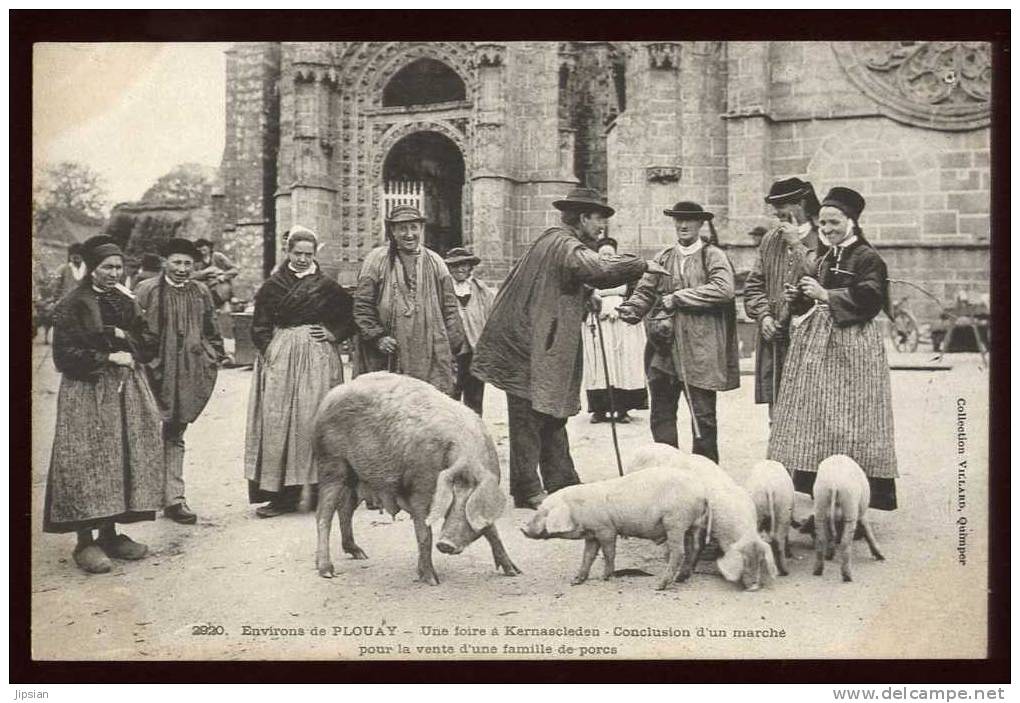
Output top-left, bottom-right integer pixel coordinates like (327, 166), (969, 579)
(244, 325), (344, 499)
(767, 305), (898, 510)
(44, 365), (165, 533)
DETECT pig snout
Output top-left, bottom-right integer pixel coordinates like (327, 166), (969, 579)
(434, 502), (482, 555)
(435, 539), (463, 555)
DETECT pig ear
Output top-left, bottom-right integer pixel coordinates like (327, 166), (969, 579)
(427, 468), (457, 528)
(464, 464), (507, 532)
(717, 547), (743, 583)
(543, 500), (575, 535)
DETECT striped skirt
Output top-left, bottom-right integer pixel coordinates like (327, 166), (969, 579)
(767, 306), (898, 510)
(44, 365), (166, 533)
(244, 326), (344, 501)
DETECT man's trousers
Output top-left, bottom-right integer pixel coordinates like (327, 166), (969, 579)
(647, 367), (720, 464)
(506, 393), (581, 501)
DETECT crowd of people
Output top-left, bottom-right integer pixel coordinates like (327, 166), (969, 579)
(40, 178), (899, 574)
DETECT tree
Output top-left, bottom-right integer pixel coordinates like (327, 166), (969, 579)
(33, 161), (109, 228)
(141, 163), (215, 206)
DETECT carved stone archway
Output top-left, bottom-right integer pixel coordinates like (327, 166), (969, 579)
(371, 120), (472, 247)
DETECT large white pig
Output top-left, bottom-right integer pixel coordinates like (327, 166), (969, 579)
(311, 372), (521, 584)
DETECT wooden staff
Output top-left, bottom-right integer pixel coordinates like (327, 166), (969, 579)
(591, 315), (625, 477)
(672, 311), (702, 440)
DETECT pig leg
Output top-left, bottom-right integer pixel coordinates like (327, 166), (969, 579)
(838, 518), (856, 582)
(337, 480), (368, 561)
(598, 532), (617, 580)
(482, 526), (522, 576)
(572, 538), (600, 585)
(860, 518), (885, 561)
(315, 478), (342, 578)
(409, 509), (440, 586)
(658, 526), (686, 591)
(681, 523), (707, 580)
(773, 530), (789, 576)
(813, 512), (828, 577)
(676, 525), (700, 582)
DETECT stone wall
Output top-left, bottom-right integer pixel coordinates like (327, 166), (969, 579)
(216, 41), (992, 318)
(216, 42), (280, 299)
(723, 41), (991, 321)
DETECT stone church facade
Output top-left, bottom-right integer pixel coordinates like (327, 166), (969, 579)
(213, 41), (991, 319)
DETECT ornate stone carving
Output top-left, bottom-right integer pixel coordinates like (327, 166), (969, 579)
(647, 42), (681, 70)
(293, 64), (340, 85)
(646, 166), (682, 184)
(832, 42), (991, 131)
(476, 43), (505, 67)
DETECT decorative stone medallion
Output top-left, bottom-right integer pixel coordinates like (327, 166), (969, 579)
(832, 42), (991, 131)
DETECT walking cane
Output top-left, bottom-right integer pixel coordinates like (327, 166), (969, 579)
(771, 339), (779, 406)
(592, 313), (625, 477)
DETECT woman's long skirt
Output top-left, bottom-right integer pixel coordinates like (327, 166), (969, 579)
(767, 306), (898, 510)
(582, 303), (649, 414)
(244, 326), (344, 503)
(44, 365), (165, 533)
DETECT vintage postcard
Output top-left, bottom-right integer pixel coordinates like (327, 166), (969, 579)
(28, 34), (996, 664)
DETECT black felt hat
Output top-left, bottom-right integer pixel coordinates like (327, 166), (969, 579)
(552, 187), (615, 218)
(663, 201), (714, 221)
(765, 177), (815, 205)
(821, 187), (866, 222)
(161, 237), (199, 260)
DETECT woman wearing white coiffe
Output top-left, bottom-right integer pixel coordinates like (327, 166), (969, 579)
(582, 238), (648, 423)
(244, 226), (356, 518)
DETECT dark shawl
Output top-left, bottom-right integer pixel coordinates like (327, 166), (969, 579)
(51, 281), (158, 382)
(250, 265), (355, 356)
(788, 236), (890, 325)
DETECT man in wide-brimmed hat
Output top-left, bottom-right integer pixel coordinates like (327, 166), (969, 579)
(351, 205), (466, 395)
(743, 177), (821, 411)
(618, 200), (740, 464)
(473, 187), (662, 509)
(444, 246), (495, 416)
(135, 237), (227, 525)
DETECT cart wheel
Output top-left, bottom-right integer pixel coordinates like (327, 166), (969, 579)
(891, 310), (919, 353)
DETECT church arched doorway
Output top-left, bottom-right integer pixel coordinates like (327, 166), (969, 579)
(382, 130), (465, 255)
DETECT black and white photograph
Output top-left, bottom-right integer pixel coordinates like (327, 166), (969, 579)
(18, 13), (1006, 676)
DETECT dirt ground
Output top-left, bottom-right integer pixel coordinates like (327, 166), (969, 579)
(28, 338), (990, 661)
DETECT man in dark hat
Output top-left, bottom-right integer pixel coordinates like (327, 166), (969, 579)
(743, 177), (821, 412)
(473, 187), (661, 509)
(618, 201), (740, 463)
(352, 205), (466, 395)
(135, 237), (226, 524)
(444, 246), (495, 416)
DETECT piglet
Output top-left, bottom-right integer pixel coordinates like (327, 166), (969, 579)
(669, 451), (777, 591)
(745, 459), (795, 576)
(812, 454), (885, 582)
(312, 372), (520, 584)
(520, 466), (709, 591)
